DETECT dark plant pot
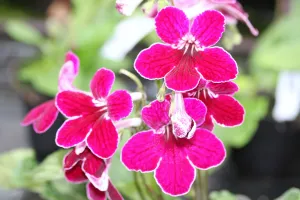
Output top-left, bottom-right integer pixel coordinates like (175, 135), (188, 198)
(224, 118), (300, 199)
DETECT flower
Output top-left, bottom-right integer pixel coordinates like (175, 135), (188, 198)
(174, 0), (259, 36)
(21, 51), (79, 133)
(116, 0), (142, 16)
(135, 7), (237, 92)
(185, 79), (244, 130)
(121, 98), (226, 196)
(63, 147), (123, 200)
(55, 68), (133, 159)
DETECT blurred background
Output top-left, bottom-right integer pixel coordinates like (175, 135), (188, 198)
(0, 0), (300, 199)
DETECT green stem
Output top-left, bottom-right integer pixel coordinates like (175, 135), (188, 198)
(200, 170), (209, 200)
(133, 172), (146, 200)
(194, 171), (201, 200)
(120, 69), (143, 91)
(140, 174), (161, 200)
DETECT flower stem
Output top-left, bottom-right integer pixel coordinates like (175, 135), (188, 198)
(199, 170), (209, 200)
(120, 69), (143, 91)
(133, 172), (146, 200)
(140, 174), (163, 200)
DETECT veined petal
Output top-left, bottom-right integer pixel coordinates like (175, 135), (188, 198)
(185, 129), (226, 169)
(87, 118), (119, 159)
(155, 139), (195, 196)
(107, 90), (133, 121)
(64, 162), (87, 183)
(191, 10), (225, 47)
(134, 43), (182, 80)
(90, 68), (115, 100)
(63, 149), (88, 170)
(141, 100), (170, 131)
(56, 115), (97, 148)
(82, 153), (106, 178)
(195, 47), (237, 82)
(56, 91), (97, 117)
(107, 181), (123, 200)
(209, 95), (244, 126)
(165, 56), (201, 92)
(86, 183), (106, 200)
(21, 100), (58, 134)
(200, 114), (214, 131)
(207, 81), (238, 95)
(87, 172), (109, 192)
(184, 98), (207, 126)
(155, 7), (189, 45)
(58, 52), (79, 91)
(121, 130), (164, 172)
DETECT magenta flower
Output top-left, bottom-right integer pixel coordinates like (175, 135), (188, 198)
(55, 68), (133, 159)
(186, 80), (244, 130)
(121, 99), (226, 196)
(21, 52), (79, 133)
(174, 0), (259, 36)
(63, 147), (123, 200)
(135, 7), (237, 92)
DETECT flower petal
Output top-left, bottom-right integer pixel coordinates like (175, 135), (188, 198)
(63, 149), (88, 170)
(64, 161), (87, 183)
(56, 91), (97, 117)
(165, 57), (201, 92)
(134, 43), (182, 80)
(155, 143), (195, 196)
(56, 115), (96, 148)
(211, 0), (236, 3)
(107, 181), (123, 200)
(58, 52), (80, 91)
(208, 95), (244, 126)
(107, 90), (133, 121)
(82, 153), (106, 178)
(21, 100), (58, 134)
(207, 81), (238, 95)
(86, 183), (106, 200)
(121, 130), (164, 172)
(87, 118), (119, 159)
(116, 0), (142, 16)
(184, 98), (207, 126)
(186, 129), (226, 169)
(195, 47), (237, 82)
(90, 68), (115, 99)
(141, 100), (170, 131)
(191, 10), (225, 47)
(200, 114), (214, 131)
(155, 7), (189, 45)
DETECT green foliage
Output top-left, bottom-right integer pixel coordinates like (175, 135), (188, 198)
(250, 0), (300, 72)
(214, 75), (269, 148)
(210, 190), (250, 200)
(5, 21), (44, 45)
(276, 188), (300, 200)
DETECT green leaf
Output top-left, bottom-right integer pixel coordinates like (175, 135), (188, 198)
(5, 21), (44, 45)
(0, 148), (38, 189)
(31, 149), (68, 183)
(249, 0), (300, 71)
(276, 188), (300, 200)
(210, 190), (250, 200)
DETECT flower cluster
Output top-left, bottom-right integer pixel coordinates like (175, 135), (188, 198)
(21, 4), (247, 200)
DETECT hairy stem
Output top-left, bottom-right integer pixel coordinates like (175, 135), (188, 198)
(133, 172), (146, 200)
(200, 170), (209, 200)
(140, 174), (163, 200)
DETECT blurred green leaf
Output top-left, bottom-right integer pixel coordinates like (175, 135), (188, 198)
(250, 0), (300, 71)
(276, 188), (300, 200)
(222, 25), (242, 50)
(210, 190), (250, 200)
(0, 148), (37, 189)
(31, 150), (67, 183)
(5, 21), (44, 45)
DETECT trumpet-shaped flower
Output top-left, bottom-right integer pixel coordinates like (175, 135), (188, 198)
(63, 147), (123, 200)
(121, 99), (225, 196)
(21, 52), (79, 133)
(174, 0), (259, 36)
(135, 7), (237, 92)
(55, 68), (133, 159)
(186, 80), (244, 130)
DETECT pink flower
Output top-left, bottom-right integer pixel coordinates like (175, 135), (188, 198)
(63, 147), (123, 200)
(121, 98), (226, 196)
(21, 51), (79, 133)
(135, 7), (237, 92)
(174, 0), (259, 36)
(116, 0), (142, 16)
(186, 80), (244, 130)
(55, 68), (133, 159)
